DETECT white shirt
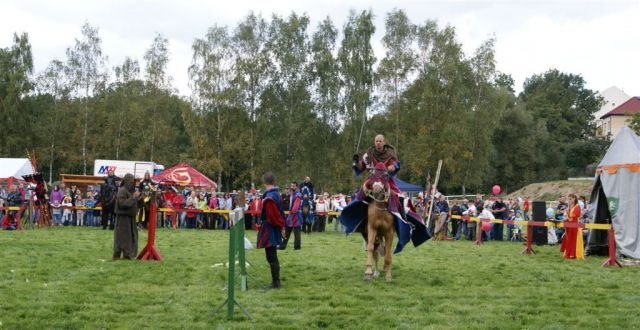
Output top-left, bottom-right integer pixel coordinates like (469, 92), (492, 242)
(463, 204), (477, 216)
(316, 200), (328, 213)
(478, 209), (495, 220)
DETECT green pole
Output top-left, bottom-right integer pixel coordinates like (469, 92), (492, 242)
(238, 217), (247, 291)
(227, 223), (237, 320)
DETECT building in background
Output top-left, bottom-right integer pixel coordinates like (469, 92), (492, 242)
(595, 86), (630, 138)
(599, 96), (640, 138)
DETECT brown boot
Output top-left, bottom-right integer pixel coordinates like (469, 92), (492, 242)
(112, 252), (121, 261)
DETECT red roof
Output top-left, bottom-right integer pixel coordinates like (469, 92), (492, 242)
(602, 96), (640, 118)
(151, 162), (217, 189)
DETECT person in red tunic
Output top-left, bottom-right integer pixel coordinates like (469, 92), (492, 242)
(256, 172), (286, 289)
(560, 194), (581, 259)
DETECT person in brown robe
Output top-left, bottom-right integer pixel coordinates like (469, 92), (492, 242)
(113, 173), (140, 260)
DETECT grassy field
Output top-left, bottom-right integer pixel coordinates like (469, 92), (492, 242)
(1, 227), (640, 329)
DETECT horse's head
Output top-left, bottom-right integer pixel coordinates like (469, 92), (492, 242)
(365, 163), (390, 203)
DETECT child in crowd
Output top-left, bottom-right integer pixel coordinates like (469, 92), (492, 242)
(61, 192), (73, 226)
(75, 190), (85, 227)
(85, 191), (97, 226)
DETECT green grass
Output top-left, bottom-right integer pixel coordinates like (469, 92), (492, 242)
(1, 227), (640, 329)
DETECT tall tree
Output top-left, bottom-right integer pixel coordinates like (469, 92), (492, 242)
(36, 59), (69, 182)
(339, 9), (376, 156)
(520, 69), (604, 177)
(66, 22), (108, 174)
(113, 57), (141, 159)
(144, 33), (171, 162)
(189, 25), (236, 188)
(377, 8), (417, 151)
(262, 13), (313, 176)
(0, 32), (33, 156)
(233, 12), (269, 186)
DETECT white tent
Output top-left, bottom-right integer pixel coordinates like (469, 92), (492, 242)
(0, 158), (34, 181)
(587, 127), (640, 258)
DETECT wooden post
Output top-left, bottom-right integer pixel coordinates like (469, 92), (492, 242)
(137, 191), (163, 261)
(475, 219), (482, 246)
(602, 227), (622, 268)
(426, 160), (443, 229)
(521, 221), (536, 254)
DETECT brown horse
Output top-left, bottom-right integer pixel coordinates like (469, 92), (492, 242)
(363, 164), (395, 282)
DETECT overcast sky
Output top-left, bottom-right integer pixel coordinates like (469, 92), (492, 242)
(2, 0), (639, 96)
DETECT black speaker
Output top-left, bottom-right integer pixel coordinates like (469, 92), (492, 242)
(531, 201), (548, 245)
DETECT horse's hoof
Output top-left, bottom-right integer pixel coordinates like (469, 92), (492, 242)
(363, 273), (373, 281)
(385, 276), (392, 283)
(373, 271), (380, 278)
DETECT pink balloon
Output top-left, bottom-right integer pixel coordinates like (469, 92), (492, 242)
(492, 185), (501, 195)
(482, 222), (492, 231)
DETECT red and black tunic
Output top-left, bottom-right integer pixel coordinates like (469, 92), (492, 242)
(256, 187), (285, 249)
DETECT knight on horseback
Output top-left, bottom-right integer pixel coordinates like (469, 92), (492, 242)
(341, 134), (431, 256)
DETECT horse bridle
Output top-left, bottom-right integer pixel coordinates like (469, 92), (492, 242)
(363, 167), (391, 204)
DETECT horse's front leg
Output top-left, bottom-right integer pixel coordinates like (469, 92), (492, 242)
(364, 226), (376, 281)
(373, 245), (380, 278)
(384, 229), (394, 282)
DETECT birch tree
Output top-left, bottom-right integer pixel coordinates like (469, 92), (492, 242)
(66, 22), (108, 174)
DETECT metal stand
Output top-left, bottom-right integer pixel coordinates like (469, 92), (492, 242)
(215, 209), (252, 320)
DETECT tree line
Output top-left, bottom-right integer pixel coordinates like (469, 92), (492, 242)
(0, 9), (610, 194)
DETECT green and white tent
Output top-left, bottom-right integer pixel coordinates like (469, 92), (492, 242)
(587, 127), (640, 258)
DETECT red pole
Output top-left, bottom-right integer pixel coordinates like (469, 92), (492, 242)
(521, 221), (536, 254)
(602, 227), (622, 268)
(137, 200), (163, 261)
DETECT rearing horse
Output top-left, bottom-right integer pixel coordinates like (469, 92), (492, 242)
(363, 163), (395, 282)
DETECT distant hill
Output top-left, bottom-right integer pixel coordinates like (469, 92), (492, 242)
(506, 179), (594, 201)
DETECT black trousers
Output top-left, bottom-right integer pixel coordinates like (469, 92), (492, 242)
(281, 226), (301, 249)
(101, 208), (115, 230)
(265, 246), (280, 284)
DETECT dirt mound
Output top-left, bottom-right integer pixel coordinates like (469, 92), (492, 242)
(506, 179), (593, 201)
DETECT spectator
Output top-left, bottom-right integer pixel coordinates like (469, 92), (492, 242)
(216, 193), (226, 229)
(450, 201), (462, 240)
(434, 195), (449, 240)
(1, 210), (16, 230)
(197, 191), (208, 228)
(478, 206), (495, 241)
(186, 191), (197, 229)
(333, 194), (347, 232)
(506, 210), (517, 241)
(491, 197), (507, 241)
(315, 193), (328, 232)
(282, 188), (291, 212)
(76, 190), (85, 227)
(0, 186), (7, 220)
(62, 192), (73, 226)
(50, 185), (63, 225)
(463, 201), (478, 240)
(247, 193), (261, 230)
(459, 199), (470, 239)
(85, 191), (97, 226)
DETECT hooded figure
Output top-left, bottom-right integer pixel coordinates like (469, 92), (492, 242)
(113, 173), (139, 260)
